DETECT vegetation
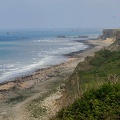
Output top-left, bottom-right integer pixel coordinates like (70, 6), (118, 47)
(57, 83), (120, 120)
(7, 95), (25, 104)
(54, 49), (120, 120)
(74, 49), (120, 92)
(27, 92), (48, 118)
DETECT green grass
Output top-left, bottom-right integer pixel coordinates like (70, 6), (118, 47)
(77, 50), (120, 86)
(52, 49), (120, 120)
(64, 50), (120, 105)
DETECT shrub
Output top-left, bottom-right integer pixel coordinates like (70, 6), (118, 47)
(89, 50), (113, 66)
(57, 83), (120, 120)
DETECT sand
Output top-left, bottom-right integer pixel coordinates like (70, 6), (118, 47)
(0, 39), (113, 120)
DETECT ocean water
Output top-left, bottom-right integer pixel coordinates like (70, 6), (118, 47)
(0, 29), (101, 83)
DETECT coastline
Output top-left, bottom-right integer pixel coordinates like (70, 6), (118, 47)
(0, 39), (114, 120)
(0, 39), (89, 85)
(0, 39), (92, 89)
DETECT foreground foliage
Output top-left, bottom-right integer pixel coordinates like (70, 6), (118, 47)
(57, 83), (120, 120)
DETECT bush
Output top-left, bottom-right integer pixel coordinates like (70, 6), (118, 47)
(89, 57), (105, 66)
(89, 50), (113, 66)
(57, 83), (120, 120)
(99, 49), (113, 58)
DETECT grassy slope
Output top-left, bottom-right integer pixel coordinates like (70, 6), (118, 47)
(54, 49), (120, 120)
(57, 83), (120, 120)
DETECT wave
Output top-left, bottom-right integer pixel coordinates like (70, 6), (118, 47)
(0, 55), (66, 83)
(0, 29), (101, 83)
(0, 41), (88, 83)
(37, 42), (88, 56)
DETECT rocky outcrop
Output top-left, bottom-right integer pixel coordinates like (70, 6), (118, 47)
(98, 29), (120, 51)
(108, 30), (120, 51)
(116, 30), (120, 40)
(102, 29), (117, 40)
(99, 29), (120, 40)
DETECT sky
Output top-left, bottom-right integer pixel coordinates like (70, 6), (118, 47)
(0, 0), (120, 29)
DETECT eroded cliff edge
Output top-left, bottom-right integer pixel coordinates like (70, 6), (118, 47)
(62, 29), (120, 106)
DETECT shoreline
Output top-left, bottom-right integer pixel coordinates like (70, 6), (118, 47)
(0, 39), (89, 85)
(64, 40), (96, 57)
(0, 55), (82, 91)
(0, 39), (114, 120)
(0, 39), (93, 88)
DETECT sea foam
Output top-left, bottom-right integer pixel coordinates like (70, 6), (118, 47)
(0, 29), (101, 83)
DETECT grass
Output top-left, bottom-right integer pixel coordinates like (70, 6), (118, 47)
(76, 50), (120, 91)
(52, 49), (120, 120)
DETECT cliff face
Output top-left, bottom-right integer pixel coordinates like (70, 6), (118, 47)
(116, 31), (120, 41)
(108, 30), (120, 51)
(102, 29), (117, 40)
(100, 29), (120, 51)
(64, 29), (120, 105)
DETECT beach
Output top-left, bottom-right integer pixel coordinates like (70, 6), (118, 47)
(0, 39), (114, 120)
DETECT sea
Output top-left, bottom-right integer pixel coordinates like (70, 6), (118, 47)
(0, 29), (102, 83)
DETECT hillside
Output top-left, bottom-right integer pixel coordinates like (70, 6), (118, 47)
(63, 29), (120, 102)
(53, 29), (120, 120)
(64, 49), (120, 103)
(53, 49), (120, 120)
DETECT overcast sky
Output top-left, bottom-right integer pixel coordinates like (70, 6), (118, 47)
(0, 0), (120, 29)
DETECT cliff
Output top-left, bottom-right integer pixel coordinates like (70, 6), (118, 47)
(63, 29), (120, 104)
(102, 29), (117, 39)
(108, 30), (120, 51)
(53, 29), (120, 120)
(98, 29), (120, 51)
